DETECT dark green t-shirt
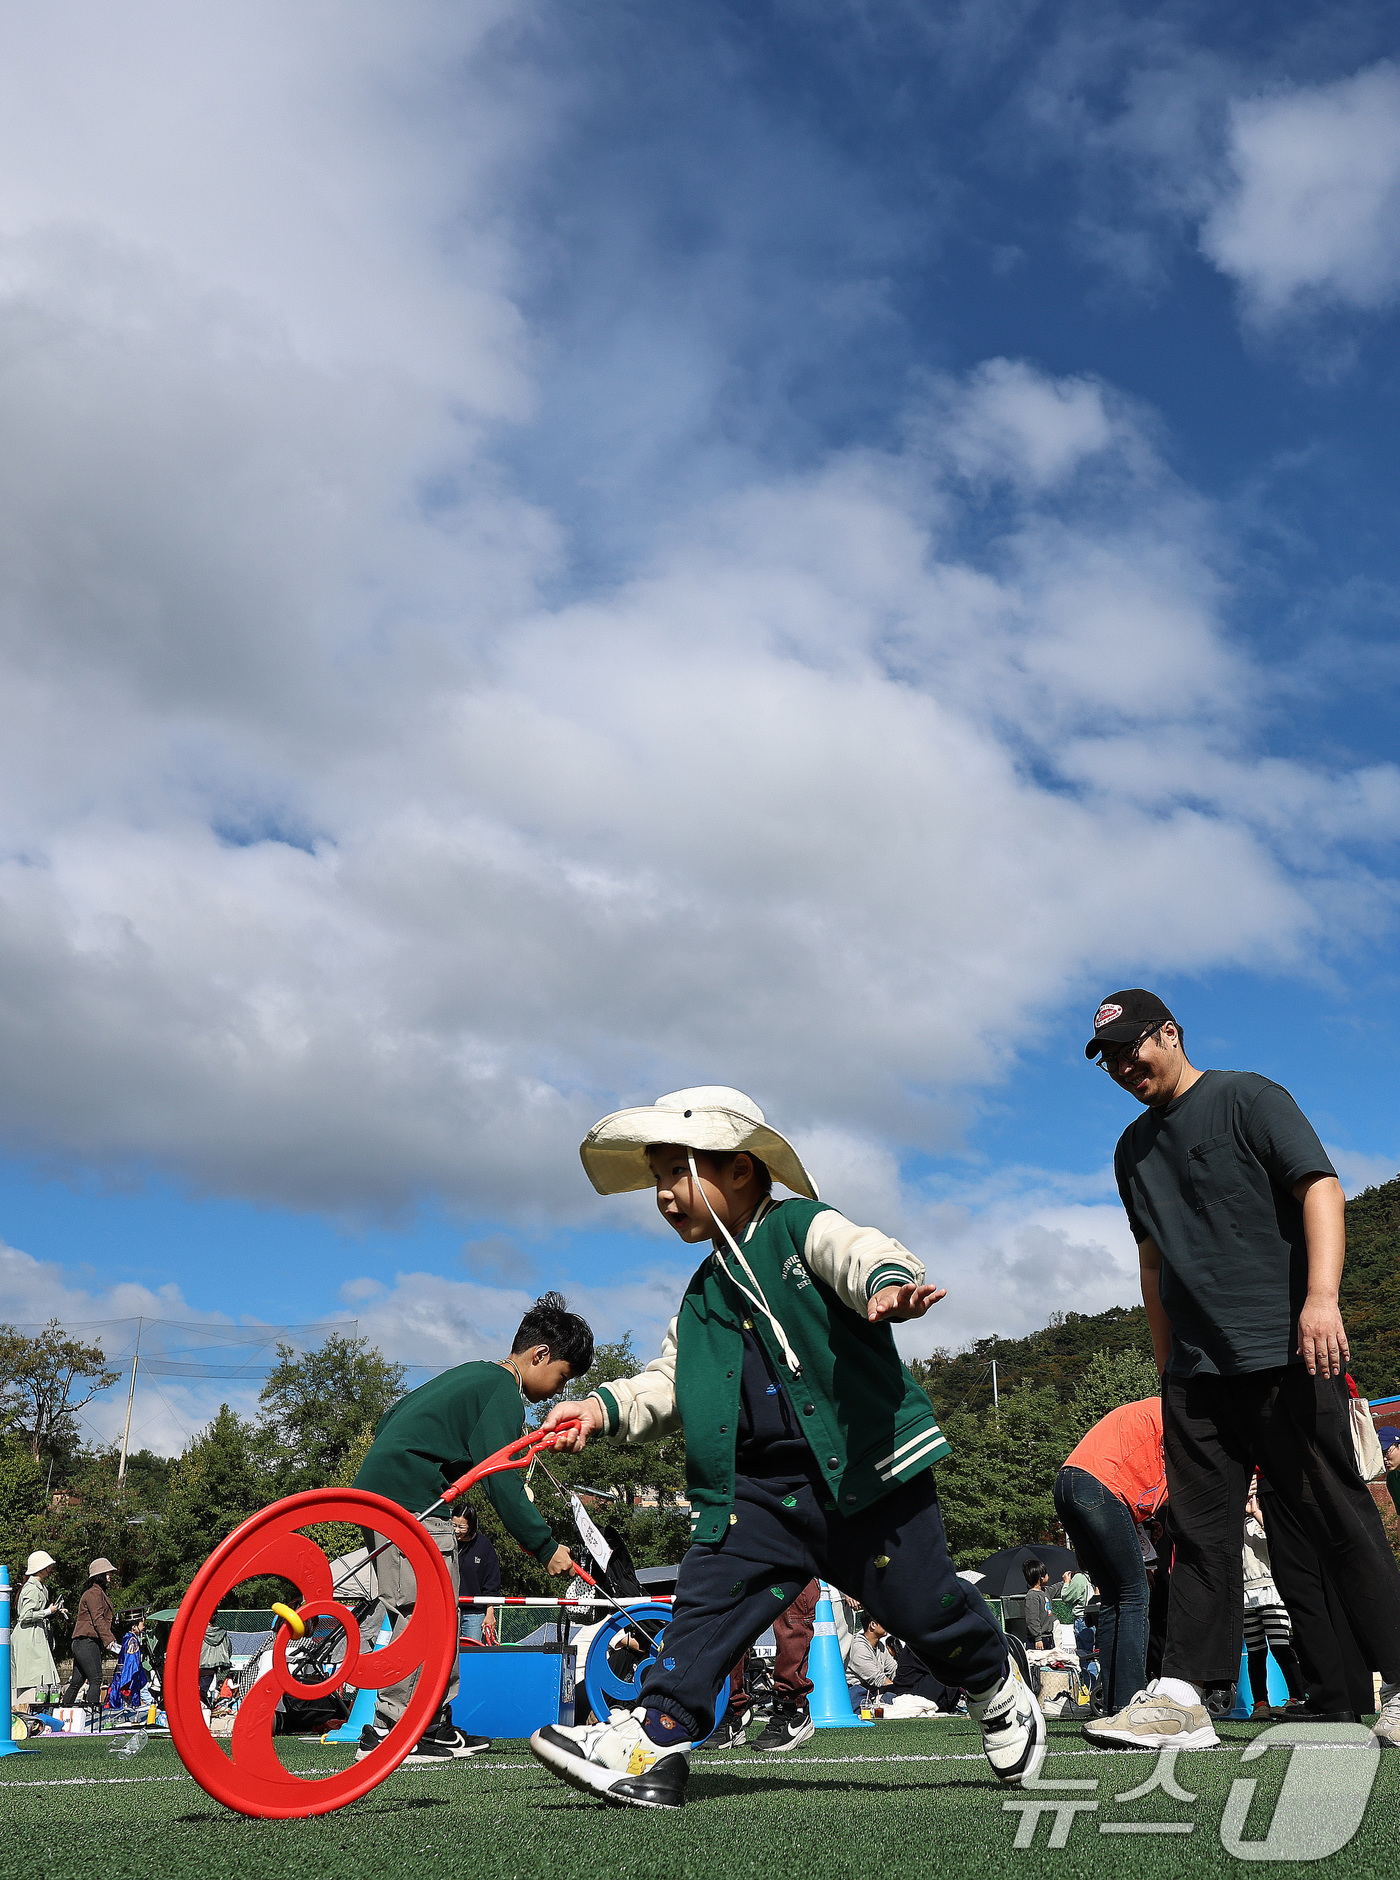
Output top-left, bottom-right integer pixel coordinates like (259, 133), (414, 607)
(1114, 1070), (1335, 1379)
(353, 1361), (556, 1562)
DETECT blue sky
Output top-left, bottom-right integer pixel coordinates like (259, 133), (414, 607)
(3, 2), (1400, 1453)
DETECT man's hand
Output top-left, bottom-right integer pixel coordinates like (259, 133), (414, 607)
(1297, 1295), (1350, 1379)
(867, 1282), (947, 1323)
(1294, 1174), (1348, 1378)
(538, 1396), (604, 1453)
(545, 1544), (575, 1577)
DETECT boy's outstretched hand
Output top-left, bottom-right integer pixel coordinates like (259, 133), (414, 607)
(867, 1282), (947, 1323)
(539, 1396), (604, 1452)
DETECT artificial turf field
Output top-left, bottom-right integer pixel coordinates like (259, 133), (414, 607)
(4, 1718), (1396, 1879)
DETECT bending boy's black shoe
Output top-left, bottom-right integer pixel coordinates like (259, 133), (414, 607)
(354, 1723), (386, 1762)
(713, 1700), (753, 1749)
(529, 1708), (691, 1809)
(423, 1703), (492, 1756)
(752, 1699), (814, 1752)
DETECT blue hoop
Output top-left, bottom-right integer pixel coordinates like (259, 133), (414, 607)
(582, 1602), (728, 1747)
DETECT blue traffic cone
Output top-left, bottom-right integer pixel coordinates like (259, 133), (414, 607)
(1, 1567), (40, 1758)
(323, 1614), (393, 1743)
(808, 1582), (873, 1730)
(1225, 1640), (1291, 1719)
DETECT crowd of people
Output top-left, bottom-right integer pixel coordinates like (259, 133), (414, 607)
(8, 1553), (158, 1718)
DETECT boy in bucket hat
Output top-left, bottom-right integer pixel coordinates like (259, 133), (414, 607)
(529, 1087), (1043, 1809)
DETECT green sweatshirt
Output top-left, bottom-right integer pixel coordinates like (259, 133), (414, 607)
(354, 1360), (556, 1563)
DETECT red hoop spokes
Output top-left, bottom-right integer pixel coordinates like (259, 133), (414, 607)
(166, 1488), (456, 1819)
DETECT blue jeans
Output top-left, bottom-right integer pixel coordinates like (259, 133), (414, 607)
(1053, 1466), (1149, 1713)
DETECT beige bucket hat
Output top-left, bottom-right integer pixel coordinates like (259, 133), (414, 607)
(25, 1550), (56, 1575)
(88, 1557), (118, 1578)
(580, 1086), (818, 1200)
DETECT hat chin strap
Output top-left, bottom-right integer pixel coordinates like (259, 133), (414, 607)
(688, 1151), (802, 1375)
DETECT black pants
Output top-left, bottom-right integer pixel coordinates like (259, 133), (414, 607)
(889, 1642), (958, 1710)
(639, 1471), (1008, 1739)
(62, 1637), (105, 1707)
(1258, 1480), (1376, 1715)
(1162, 1367), (1400, 1687)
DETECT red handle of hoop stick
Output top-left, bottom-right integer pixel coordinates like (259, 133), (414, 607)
(434, 1417), (584, 1510)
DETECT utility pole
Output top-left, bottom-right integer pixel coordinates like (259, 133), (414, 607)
(991, 1357), (999, 1430)
(117, 1318), (143, 1488)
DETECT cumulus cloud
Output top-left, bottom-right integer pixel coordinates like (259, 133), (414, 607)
(0, 5), (1396, 1257)
(1201, 62), (1400, 323)
(0, 1239), (268, 1454)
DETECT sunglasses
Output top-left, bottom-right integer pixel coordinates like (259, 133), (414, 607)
(1094, 1024), (1164, 1072)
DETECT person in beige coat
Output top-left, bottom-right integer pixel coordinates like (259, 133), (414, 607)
(11, 1551), (64, 1703)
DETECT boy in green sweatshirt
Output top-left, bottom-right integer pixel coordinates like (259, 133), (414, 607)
(353, 1291), (594, 1761)
(529, 1088), (1043, 1808)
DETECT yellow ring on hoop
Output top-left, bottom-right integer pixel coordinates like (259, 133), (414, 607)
(270, 1601), (307, 1638)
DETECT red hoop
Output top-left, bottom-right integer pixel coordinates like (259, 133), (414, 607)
(166, 1488), (456, 1819)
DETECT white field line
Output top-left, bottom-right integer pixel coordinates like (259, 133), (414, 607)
(0, 1745), (1224, 1790)
(17, 1734), (1327, 1793)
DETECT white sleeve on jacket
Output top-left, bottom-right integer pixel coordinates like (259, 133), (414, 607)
(594, 1313), (681, 1443)
(801, 1211), (925, 1313)
(595, 1208), (925, 1439)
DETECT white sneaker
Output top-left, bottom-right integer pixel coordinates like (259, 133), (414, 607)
(530, 1707), (692, 1809)
(966, 1660), (1046, 1786)
(1084, 1682), (1219, 1751)
(1373, 1681), (1400, 1748)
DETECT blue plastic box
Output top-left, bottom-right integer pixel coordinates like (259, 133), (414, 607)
(450, 1645), (577, 1739)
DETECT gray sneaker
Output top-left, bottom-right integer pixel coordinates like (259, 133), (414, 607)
(1373, 1681), (1400, 1748)
(1084, 1682), (1219, 1751)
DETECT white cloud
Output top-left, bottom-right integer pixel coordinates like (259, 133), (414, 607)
(0, 1224), (692, 1457)
(0, 1239), (257, 1455)
(0, 9), (1395, 1250)
(889, 1169), (1141, 1360)
(1201, 62), (1400, 322)
(1325, 1146), (1400, 1198)
(920, 358), (1120, 490)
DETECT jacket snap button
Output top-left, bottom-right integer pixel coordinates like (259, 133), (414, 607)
(720, 1425), (728, 1433)
(727, 1371), (734, 1378)
(802, 1403), (815, 1415)
(845, 1493), (857, 1504)
(828, 1456), (839, 1468)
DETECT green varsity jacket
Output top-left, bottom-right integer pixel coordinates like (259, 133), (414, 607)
(593, 1197), (949, 1543)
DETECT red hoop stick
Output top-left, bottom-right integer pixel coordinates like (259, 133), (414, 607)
(165, 1418), (588, 1819)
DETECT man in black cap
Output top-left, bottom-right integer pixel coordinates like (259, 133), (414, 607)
(1081, 990), (1400, 1751)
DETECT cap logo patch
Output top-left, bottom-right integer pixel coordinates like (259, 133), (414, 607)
(1094, 1003), (1123, 1029)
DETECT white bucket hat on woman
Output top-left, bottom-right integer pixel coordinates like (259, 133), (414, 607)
(580, 1086), (818, 1200)
(25, 1551), (56, 1575)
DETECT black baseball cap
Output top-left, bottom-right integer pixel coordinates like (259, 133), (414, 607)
(1085, 989), (1177, 1059)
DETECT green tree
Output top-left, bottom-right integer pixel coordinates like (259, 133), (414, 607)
(258, 1334), (406, 1495)
(1063, 1348), (1162, 1445)
(912, 1305), (1156, 1416)
(0, 1438), (47, 1587)
(1339, 1174), (1400, 1399)
(0, 1321), (121, 1462)
(933, 1384), (1069, 1566)
(144, 1405), (273, 1607)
